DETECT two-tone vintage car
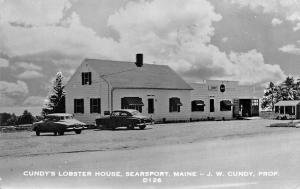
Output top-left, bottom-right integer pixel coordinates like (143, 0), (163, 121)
(96, 109), (153, 130)
(32, 113), (87, 136)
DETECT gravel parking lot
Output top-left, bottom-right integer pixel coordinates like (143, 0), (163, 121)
(0, 119), (297, 158)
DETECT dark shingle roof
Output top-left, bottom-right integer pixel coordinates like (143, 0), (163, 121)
(85, 59), (193, 90)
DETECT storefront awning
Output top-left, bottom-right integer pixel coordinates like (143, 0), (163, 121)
(122, 97), (144, 106)
(221, 100), (233, 106)
(171, 98), (182, 106)
(194, 100), (205, 106)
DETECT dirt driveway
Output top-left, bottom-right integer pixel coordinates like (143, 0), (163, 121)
(0, 119), (296, 158)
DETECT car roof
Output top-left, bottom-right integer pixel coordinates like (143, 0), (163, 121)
(46, 113), (73, 117)
(113, 109), (139, 113)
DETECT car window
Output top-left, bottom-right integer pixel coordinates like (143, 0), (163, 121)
(66, 116), (73, 119)
(131, 110), (142, 116)
(47, 117), (59, 121)
(111, 111), (121, 116)
(120, 112), (128, 116)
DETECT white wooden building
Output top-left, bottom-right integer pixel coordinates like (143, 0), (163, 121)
(190, 80), (259, 121)
(65, 55), (193, 125)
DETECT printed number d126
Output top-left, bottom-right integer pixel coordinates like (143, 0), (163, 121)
(143, 177), (162, 183)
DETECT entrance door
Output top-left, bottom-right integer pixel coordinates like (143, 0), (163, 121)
(210, 99), (215, 112)
(251, 99), (259, 116)
(148, 99), (154, 114)
(233, 99), (240, 117)
(240, 99), (251, 117)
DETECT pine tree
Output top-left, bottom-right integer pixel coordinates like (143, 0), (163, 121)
(42, 72), (65, 115)
(261, 82), (278, 111)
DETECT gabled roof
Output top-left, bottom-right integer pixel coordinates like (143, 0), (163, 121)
(274, 100), (300, 106)
(85, 59), (193, 90)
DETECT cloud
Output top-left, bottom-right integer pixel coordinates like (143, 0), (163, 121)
(0, 80), (28, 95)
(222, 37), (229, 42)
(105, 0), (285, 85)
(17, 70), (44, 79)
(0, 0), (287, 100)
(0, 0), (71, 26)
(15, 62), (42, 71)
(0, 0), (119, 58)
(286, 12), (300, 31)
(272, 18), (283, 26)
(226, 49), (286, 84)
(0, 57), (9, 67)
(23, 96), (46, 106)
(279, 44), (300, 54)
(229, 0), (300, 31)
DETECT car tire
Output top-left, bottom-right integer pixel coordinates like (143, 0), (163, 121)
(75, 130), (81, 134)
(127, 124), (135, 130)
(99, 125), (107, 130)
(54, 132), (57, 136)
(139, 125), (146, 130)
(36, 129), (40, 136)
(59, 130), (64, 135)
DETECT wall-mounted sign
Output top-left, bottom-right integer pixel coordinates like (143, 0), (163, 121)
(208, 85), (218, 91)
(220, 84), (225, 92)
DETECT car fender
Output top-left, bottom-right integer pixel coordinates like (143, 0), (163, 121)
(127, 118), (140, 125)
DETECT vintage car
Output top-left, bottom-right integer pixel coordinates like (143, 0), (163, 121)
(32, 113), (87, 136)
(95, 109), (153, 130)
(270, 120), (300, 128)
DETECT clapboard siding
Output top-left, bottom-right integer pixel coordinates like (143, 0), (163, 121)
(190, 81), (257, 120)
(113, 89), (191, 122)
(65, 63), (109, 125)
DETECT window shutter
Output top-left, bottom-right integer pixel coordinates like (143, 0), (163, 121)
(89, 72), (92, 85)
(81, 99), (84, 113)
(74, 99), (76, 113)
(81, 73), (84, 85)
(98, 98), (101, 113)
(90, 98), (93, 113)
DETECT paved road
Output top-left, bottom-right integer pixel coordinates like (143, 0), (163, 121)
(0, 119), (292, 157)
(1, 129), (300, 189)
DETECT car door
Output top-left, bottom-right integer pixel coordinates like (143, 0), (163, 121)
(45, 117), (56, 132)
(110, 111), (121, 128)
(119, 111), (129, 127)
(38, 120), (47, 132)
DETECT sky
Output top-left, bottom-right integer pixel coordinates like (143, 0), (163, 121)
(0, 0), (300, 115)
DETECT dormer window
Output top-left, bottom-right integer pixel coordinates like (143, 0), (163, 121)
(82, 72), (91, 85)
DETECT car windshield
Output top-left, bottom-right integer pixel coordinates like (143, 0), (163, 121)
(130, 110), (142, 116)
(46, 115), (73, 121)
(64, 116), (73, 120)
(46, 116), (59, 121)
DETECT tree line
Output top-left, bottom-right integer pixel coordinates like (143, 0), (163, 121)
(0, 72), (66, 126)
(262, 76), (300, 111)
(0, 110), (37, 126)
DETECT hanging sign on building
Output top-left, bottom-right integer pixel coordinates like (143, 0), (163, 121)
(220, 84), (226, 92)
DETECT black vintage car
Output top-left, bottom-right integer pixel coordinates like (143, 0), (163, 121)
(32, 113), (87, 136)
(96, 109), (153, 130)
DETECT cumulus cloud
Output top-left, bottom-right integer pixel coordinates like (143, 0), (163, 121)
(229, 0), (300, 31)
(0, 80), (28, 95)
(0, 0), (287, 98)
(0, 57), (9, 67)
(0, 80), (28, 106)
(222, 37), (229, 42)
(226, 50), (285, 84)
(279, 44), (300, 54)
(17, 70), (44, 79)
(23, 96), (46, 106)
(0, 0), (71, 26)
(105, 0), (285, 84)
(272, 18), (283, 26)
(0, 0), (119, 58)
(15, 62), (42, 71)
